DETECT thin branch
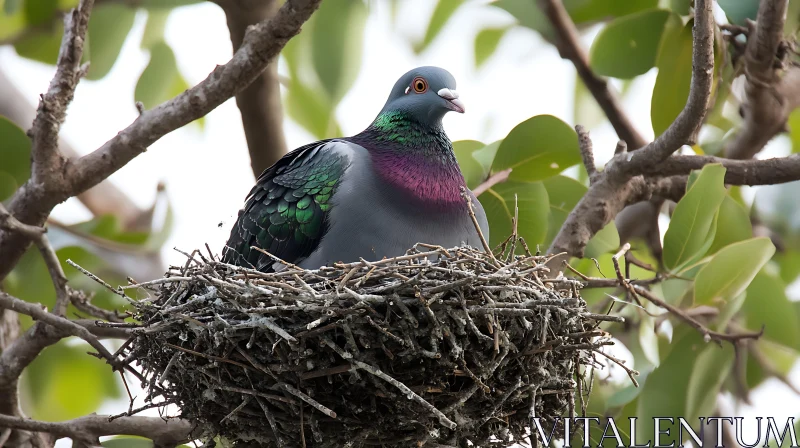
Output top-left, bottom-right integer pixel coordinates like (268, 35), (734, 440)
(539, 0), (647, 149)
(0, 203), (69, 316)
(575, 125), (597, 184)
(0, 414), (194, 447)
(0, 292), (117, 364)
(0, 203), (45, 241)
(631, 285), (762, 344)
(472, 168), (512, 197)
(29, 0), (95, 184)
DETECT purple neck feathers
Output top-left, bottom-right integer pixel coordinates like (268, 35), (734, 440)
(348, 112), (467, 207)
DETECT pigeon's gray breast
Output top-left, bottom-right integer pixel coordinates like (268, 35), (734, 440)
(299, 142), (489, 269)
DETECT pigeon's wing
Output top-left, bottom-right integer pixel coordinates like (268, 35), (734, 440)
(222, 139), (352, 271)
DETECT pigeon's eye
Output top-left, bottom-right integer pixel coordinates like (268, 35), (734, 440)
(412, 77), (428, 94)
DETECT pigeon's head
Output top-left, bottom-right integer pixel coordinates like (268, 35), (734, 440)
(378, 66), (465, 126)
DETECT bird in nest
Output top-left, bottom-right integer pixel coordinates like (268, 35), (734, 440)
(222, 66), (489, 272)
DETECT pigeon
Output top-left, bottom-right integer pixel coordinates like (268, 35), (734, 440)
(222, 66), (489, 271)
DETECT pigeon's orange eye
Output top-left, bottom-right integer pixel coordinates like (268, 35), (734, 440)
(412, 77), (428, 93)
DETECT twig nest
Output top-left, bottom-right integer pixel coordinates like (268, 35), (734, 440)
(128, 244), (611, 447)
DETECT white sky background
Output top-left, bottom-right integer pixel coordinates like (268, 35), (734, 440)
(2, 0), (799, 444)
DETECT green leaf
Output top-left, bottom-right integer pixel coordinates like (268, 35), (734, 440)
(135, 42), (179, 109)
(635, 329), (705, 445)
(693, 237), (776, 306)
(708, 194), (753, 254)
(718, 0), (760, 25)
(789, 109), (800, 153)
(651, 17), (693, 136)
(584, 221), (620, 258)
(685, 343), (734, 422)
(669, 0), (691, 15)
(474, 27), (509, 69)
(491, 115), (580, 182)
(607, 383), (642, 409)
(777, 250), (800, 285)
(4, 0), (21, 15)
(310, 0), (367, 103)
(0, 116), (32, 201)
(453, 140), (487, 189)
(285, 78), (340, 139)
(471, 140), (501, 174)
(568, 0), (660, 23)
(24, 0), (57, 26)
(663, 164), (727, 271)
(589, 9), (674, 79)
(13, 23), (63, 64)
(414, 0), (464, 53)
(0, 3), (26, 41)
(493, 0), (552, 39)
(102, 437), (154, 448)
(141, 9), (170, 50)
(542, 175), (586, 247)
(478, 180), (549, 249)
(86, 3), (136, 80)
(742, 271), (800, 350)
(23, 340), (120, 421)
(494, 0), (658, 41)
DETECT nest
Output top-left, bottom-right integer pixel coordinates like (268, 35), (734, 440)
(125, 243), (615, 447)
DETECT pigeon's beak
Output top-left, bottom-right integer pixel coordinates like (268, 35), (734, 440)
(438, 88), (465, 113)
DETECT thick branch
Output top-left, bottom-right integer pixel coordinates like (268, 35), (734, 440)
(621, 0), (714, 172)
(548, 0), (715, 259)
(217, 0), (288, 176)
(726, 65), (800, 159)
(725, 0), (794, 159)
(69, 0), (321, 194)
(649, 153), (800, 183)
(539, 0), (647, 149)
(29, 0), (94, 185)
(0, 414), (194, 447)
(0, 0), (323, 282)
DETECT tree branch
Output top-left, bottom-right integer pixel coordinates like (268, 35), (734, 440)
(29, 0), (94, 185)
(648, 153), (800, 183)
(0, 68), (149, 230)
(0, 414), (194, 447)
(548, 0), (716, 259)
(538, 0), (647, 149)
(724, 0), (797, 159)
(217, 0), (289, 176)
(620, 0), (715, 173)
(0, 203), (69, 316)
(575, 125), (598, 183)
(473, 168), (512, 197)
(0, 292), (116, 364)
(0, 0), (323, 282)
